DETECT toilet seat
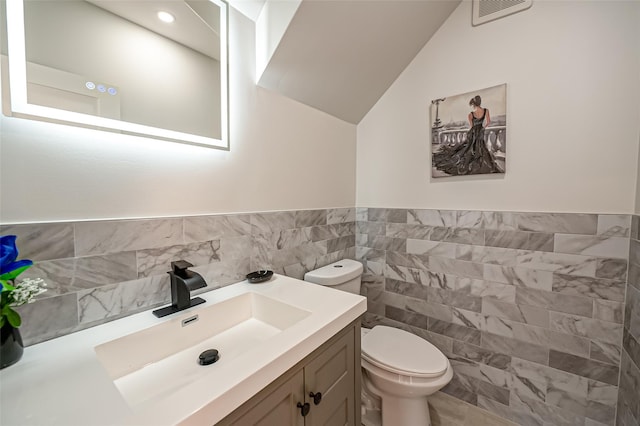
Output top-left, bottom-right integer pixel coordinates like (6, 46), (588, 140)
(361, 326), (448, 378)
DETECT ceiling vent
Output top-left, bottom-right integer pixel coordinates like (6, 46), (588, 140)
(472, 0), (532, 26)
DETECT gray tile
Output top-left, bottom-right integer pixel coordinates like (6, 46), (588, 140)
(484, 265), (553, 291)
(271, 242), (327, 268)
(548, 350), (619, 386)
(485, 230), (553, 252)
(516, 287), (593, 317)
(511, 357), (588, 397)
(470, 280), (516, 303)
(596, 214), (631, 237)
(453, 340), (512, 370)
(386, 209), (408, 223)
(75, 218), (183, 256)
(430, 257), (484, 280)
(137, 241), (220, 277)
(430, 227), (485, 245)
(429, 287), (482, 312)
(516, 250), (598, 277)
(368, 208), (387, 222)
(429, 319), (481, 345)
(250, 211), (296, 234)
(356, 246), (385, 263)
(78, 275), (170, 324)
(457, 245), (517, 266)
(357, 221), (385, 236)
(546, 329), (591, 358)
(516, 213), (598, 234)
(625, 284), (640, 342)
(618, 351), (640, 423)
(593, 299), (624, 324)
(407, 239), (457, 258)
(0, 223), (75, 261)
(482, 299), (549, 328)
(630, 239), (640, 267)
(509, 392), (585, 426)
(73, 252), (138, 288)
(552, 273), (626, 302)
(20, 258), (75, 296)
(631, 215), (640, 240)
(326, 208), (355, 225)
(549, 312), (623, 345)
(456, 211), (487, 229)
(356, 207), (368, 222)
(183, 214), (251, 242)
(21, 253), (138, 295)
(441, 374), (478, 405)
(595, 258), (628, 280)
(385, 305), (428, 329)
(294, 209), (326, 228)
(623, 329), (640, 370)
(589, 340), (621, 366)
(16, 293), (79, 346)
(387, 251), (430, 270)
(481, 331), (549, 365)
(554, 234), (629, 259)
(478, 395), (543, 426)
(385, 222), (426, 239)
(326, 235), (355, 253)
(368, 235), (406, 251)
(219, 236), (253, 261)
(406, 298), (453, 323)
(385, 278), (429, 300)
(408, 209), (456, 227)
(481, 212), (519, 231)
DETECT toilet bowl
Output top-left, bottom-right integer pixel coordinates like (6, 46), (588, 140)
(304, 260), (453, 426)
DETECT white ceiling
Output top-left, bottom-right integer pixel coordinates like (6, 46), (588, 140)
(257, 0), (461, 124)
(87, 0), (221, 60)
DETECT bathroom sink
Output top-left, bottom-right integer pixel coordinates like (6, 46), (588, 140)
(94, 292), (311, 408)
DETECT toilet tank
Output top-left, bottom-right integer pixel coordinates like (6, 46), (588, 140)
(304, 259), (363, 294)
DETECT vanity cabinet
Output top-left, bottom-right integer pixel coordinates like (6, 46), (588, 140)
(216, 320), (361, 426)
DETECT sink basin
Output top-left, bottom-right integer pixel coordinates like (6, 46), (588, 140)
(94, 292), (311, 408)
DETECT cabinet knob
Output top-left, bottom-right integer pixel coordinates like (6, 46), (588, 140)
(309, 391), (322, 405)
(297, 402), (310, 417)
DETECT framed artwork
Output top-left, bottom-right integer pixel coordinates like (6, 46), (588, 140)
(431, 84), (506, 178)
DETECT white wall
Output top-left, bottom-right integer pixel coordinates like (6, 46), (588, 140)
(0, 8), (356, 223)
(356, 0), (640, 214)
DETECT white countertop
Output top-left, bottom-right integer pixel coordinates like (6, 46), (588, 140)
(0, 275), (367, 426)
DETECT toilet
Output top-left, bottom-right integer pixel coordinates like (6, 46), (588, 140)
(304, 259), (453, 426)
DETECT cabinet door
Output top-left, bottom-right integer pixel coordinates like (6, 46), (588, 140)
(304, 327), (355, 426)
(216, 370), (305, 426)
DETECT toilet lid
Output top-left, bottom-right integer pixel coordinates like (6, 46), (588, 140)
(361, 326), (448, 378)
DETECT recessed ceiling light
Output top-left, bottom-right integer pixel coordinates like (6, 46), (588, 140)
(157, 11), (175, 23)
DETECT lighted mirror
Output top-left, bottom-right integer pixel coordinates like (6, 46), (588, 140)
(1, 0), (228, 149)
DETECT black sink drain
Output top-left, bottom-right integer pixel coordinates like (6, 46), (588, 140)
(199, 349), (219, 365)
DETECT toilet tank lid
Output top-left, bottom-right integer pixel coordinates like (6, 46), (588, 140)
(361, 326), (448, 377)
(304, 259), (363, 285)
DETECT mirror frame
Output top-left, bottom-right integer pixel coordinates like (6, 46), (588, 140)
(4, 0), (229, 149)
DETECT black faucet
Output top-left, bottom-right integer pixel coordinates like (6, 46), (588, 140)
(152, 260), (207, 318)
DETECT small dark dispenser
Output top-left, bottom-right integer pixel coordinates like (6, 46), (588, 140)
(153, 260), (207, 318)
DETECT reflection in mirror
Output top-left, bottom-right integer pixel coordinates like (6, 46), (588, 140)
(1, 0), (228, 149)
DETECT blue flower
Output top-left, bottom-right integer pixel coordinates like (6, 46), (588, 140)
(0, 235), (33, 281)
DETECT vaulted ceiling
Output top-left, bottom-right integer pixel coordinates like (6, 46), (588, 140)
(254, 0), (461, 124)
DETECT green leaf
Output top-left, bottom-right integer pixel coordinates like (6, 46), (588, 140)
(0, 263), (33, 281)
(3, 306), (21, 328)
(0, 279), (15, 292)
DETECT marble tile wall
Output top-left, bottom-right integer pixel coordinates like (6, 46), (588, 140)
(617, 215), (640, 426)
(1, 208), (355, 346)
(357, 208), (632, 426)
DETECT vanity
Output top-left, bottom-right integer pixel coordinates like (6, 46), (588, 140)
(0, 274), (367, 425)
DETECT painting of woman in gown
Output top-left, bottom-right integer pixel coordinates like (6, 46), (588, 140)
(431, 85), (506, 178)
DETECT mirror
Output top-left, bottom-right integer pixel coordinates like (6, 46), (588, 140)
(1, 0), (228, 149)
